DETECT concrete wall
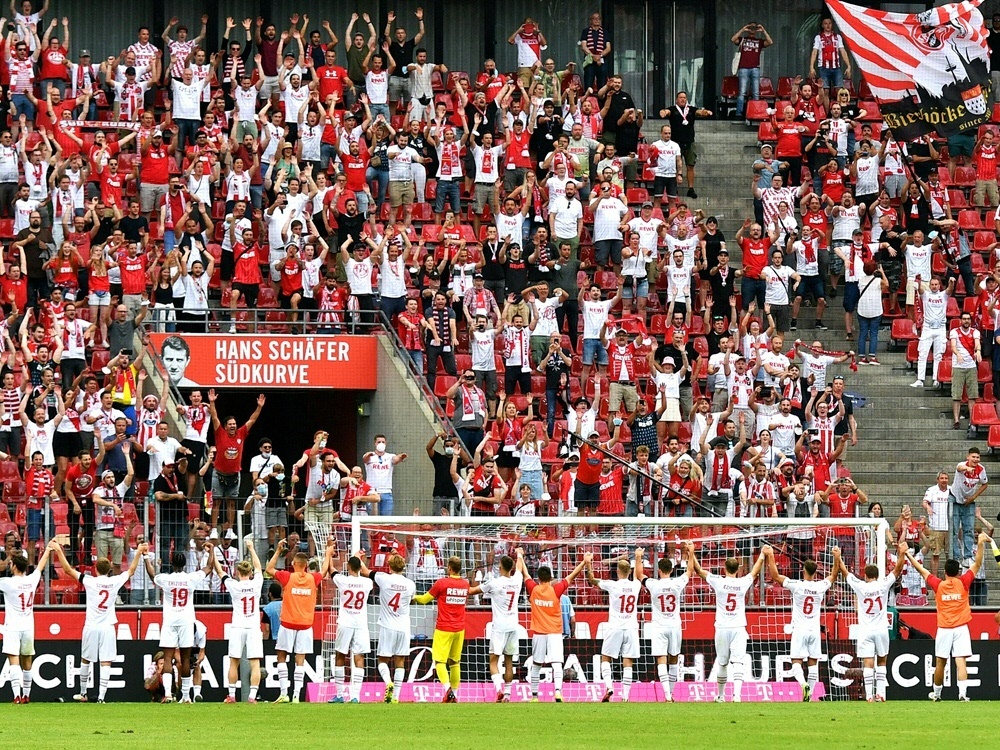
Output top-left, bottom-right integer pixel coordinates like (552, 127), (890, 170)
(356, 335), (444, 514)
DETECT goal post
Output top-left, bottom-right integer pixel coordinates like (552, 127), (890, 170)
(302, 515), (890, 703)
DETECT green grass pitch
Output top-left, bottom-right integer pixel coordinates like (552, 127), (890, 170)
(4, 702), (987, 749)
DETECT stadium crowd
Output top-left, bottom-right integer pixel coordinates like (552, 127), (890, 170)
(0, 0), (992, 705)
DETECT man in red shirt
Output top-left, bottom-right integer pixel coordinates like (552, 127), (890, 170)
(1, 251), (28, 312)
(735, 219), (772, 311)
(207, 389), (265, 529)
(64, 444), (105, 565)
(475, 60), (507, 103)
(117, 241), (149, 318)
(316, 48), (351, 105)
(972, 130), (999, 208)
(139, 129), (176, 221)
(414, 555), (471, 703)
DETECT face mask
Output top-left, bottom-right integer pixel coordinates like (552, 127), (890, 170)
(274, 473), (285, 482)
(256, 484), (267, 495)
(261, 450), (271, 458)
(444, 447), (455, 456)
(376, 442), (386, 452)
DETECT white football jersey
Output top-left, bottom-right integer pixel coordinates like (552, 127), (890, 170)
(847, 573), (896, 630)
(154, 571), (206, 626)
(645, 574), (689, 628)
(223, 575), (266, 629)
(82, 572), (131, 627)
(0, 571), (41, 630)
(597, 578), (642, 630)
(707, 573), (753, 628)
(333, 573), (374, 629)
(480, 571), (524, 633)
(374, 571), (417, 634)
(783, 578), (832, 631)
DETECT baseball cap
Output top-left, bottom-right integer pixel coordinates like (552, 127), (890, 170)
(79, 49), (91, 57)
(641, 201), (653, 208)
(101, 470), (115, 480)
(588, 430), (600, 438)
(718, 247), (729, 254)
(473, 272), (484, 280)
(661, 356), (675, 368)
(709, 437), (729, 449)
(852, 228), (864, 236)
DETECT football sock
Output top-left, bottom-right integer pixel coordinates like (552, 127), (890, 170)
(180, 676), (191, 701)
(228, 686), (237, 699)
(22, 668), (31, 698)
(791, 663), (806, 685)
(552, 662), (564, 692)
(98, 673), (109, 701)
(958, 679), (969, 699)
(393, 668), (404, 690)
(78, 662), (91, 694)
(193, 684), (202, 699)
(248, 685), (258, 701)
(161, 672), (173, 700)
(657, 664), (669, 697)
(529, 665), (540, 696)
(378, 663), (392, 684)
(436, 662), (450, 689)
(350, 668), (363, 701)
(862, 668), (874, 700)
(668, 664), (679, 697)
(9, 666), (22, 698)
(807, 666), (819, 693)
(934, 683), (943, 698)
(334, 666), (346, 697)
(875, 666), (887, 699)
(293, 666), (304, 699)
(277, 663), (288, 696)
(622, 667), (633, 700)
(492, 673), (504, 693)
(449, 664), (460, 696)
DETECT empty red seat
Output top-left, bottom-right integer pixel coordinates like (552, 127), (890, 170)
(890, 318), (918, 346)
(954, 169), (978, 189)
(958, 209), (984, 230)
(745, 100), (770, 121)
(971, 402), (1000, 429)
(721, 76), (739, 99)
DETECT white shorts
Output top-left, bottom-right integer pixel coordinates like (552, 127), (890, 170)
(490, 628), (519, 657)
(649, 624), (683, 658)
(334, 625), (371, 655)
(601, 628), (641, 660)
(531, 633), (564, 665)
(276, 626), (314, 655)
(856, 628), (890, 659)
(376, 627), (410, 658)
(88, 292), (112, 307)
(934, 624), (972, 660)
(2, 627), (34, 656)
(159, 622), (195, 649)
(228, 627), (265, 660)
(789, 629), (822, 661)
(259, 75), (280, 100)
(81, 624), (117, 662)
(715, 627), (749, 666)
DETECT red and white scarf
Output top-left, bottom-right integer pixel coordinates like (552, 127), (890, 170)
(709, 450), (731, 491)
(504, 325), (530, 368)
(460, 384), (486, 422)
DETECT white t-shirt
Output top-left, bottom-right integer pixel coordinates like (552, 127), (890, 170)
(761, 264), (794, 305)
(922, 485), (949, 531)
(707, 573), (753, 628)
(793, 237), (820, 277)
(905, 243), (932, 281)
(665, 234), (698, 266)
(345, 257), (374, 295)
(921, 290), (949, 329)
(222, 575), (266, 629)
(645, 573), (689, 628)
(366, 69), (389, 103)
(154, 570), (206, 626)
(0, 570), (42, 630)
(471, 329), (498, 371)
(950, 327), (980, 369)
(783, 577), (832, 632)
(532, 297), (561, 338)
(374, 571), (417, 634)
(768, 413), (801, 456)
(582, 298), (613, 340)
(364, 452), (396, 493)
(171, 79), (205, 120)
(627, 217), (664, 255)
(597, 578), (641, 630)
(846, 573), (896, 630)
(591, 197), (628, 243)
(551, 197), (583, 239)
(799, 352), (835, 385)
(24, 419), (58, 465)
(333, 573), (375, 629)
(480, 571), (523, 633)
(651, 139), (681, 177)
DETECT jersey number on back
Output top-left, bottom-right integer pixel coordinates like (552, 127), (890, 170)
(658, 593), (677, 614)
(618, 594), (636, 614)
(343, 589), (365, 610)
(171, 588), (189, 608)
(863, 595), (882, 615)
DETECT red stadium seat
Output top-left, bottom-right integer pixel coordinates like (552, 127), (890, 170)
(889, 318), (918, 347)
(958, 209), (984, 230)
(721, 76), (739, 100)
(971, 402), (1000, 430)
(745, 100), (770, 122)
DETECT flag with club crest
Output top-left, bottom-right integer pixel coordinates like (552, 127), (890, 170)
(826, 0), (992, 139)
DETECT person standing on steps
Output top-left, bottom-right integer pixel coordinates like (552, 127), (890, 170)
(659, 92), (712, 200)
(731, 22), (773, 119)
(949, 312), (981, 431)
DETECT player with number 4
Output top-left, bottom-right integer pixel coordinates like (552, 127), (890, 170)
(48, 539), (149, 703)
(690, 544), (766, 703)
(838, 542), (907, 702)
(586, 548), (643, 703)
(215, 537), (265, 703)
(636, 542), (693, 702)
(762, 544), (839, 702)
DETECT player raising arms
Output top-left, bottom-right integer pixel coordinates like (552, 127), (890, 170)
(145, 544), (216, 703)
(48, 539), (149, 703)
(636, 543), (693, 702)
(838, 542), (907, 702)
(586, 548), (643, 703)
(690, 546), (766, 703)
(762, 545), (839, 701)
(0, 540), (54, 703)
(266, 538), (335, 703)
(366, 552), (416, 703)
(329, 547), (375, 704)
(904, 532), (987, 702)
(414, 555), (471, 703)
(518, 549), (590, 702)
(215, 538), (265, 703)
(471, 552), (524, 702)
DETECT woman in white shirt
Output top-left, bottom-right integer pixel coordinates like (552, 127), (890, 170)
(517, 422), (549, 500)
(767, 201), (798, 252)
(856, 260), (889, 366)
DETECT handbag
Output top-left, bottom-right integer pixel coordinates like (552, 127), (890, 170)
(369, 154), (383, 168)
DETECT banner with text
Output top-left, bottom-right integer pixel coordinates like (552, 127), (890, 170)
(149, 334), (378, 389)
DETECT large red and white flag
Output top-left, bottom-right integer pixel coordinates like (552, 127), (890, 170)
(826, 0), (991, 138)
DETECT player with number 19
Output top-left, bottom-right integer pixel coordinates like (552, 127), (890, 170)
(691, 546), (766, 703)
(586, 548), (643, 703)
(366, 552), (417, 703)
(48, 540), (148, 703)
(145, 546), (216, 703)
(762, 545), (838, 701)
(636, 543), (692, 702)
(839, 542), (907, 702)
(329, 548), (375, 703)
(216, 538), (266, 703)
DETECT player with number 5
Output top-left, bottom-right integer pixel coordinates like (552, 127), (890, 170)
(690, 544), (766, 703)
(586, 548), (643, 702)
(839, 541), (907, 702)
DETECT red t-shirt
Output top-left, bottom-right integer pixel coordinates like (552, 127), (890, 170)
(2, 276), (27, 310)
(39, 46), (69, 80)
(802, 211), (830, 249)
(738, 236), (771, 279)
(141, 145), (171, 185)
(117, 251), (148, 295)
(233, 242), (263, 285)
(279, 257), (304, 296)
(214, 424), (249, 475)
(316, 64), (348, 100)
(576, 443), (603, 485)
(100, 170), (124, 208)
(427, 576), (470, 632)
(597, 467), (624, 515)
(66, 462), (98, 504)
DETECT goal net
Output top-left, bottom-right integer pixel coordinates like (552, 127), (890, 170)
(303, 515), (889, 703)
